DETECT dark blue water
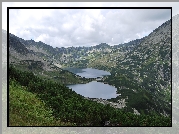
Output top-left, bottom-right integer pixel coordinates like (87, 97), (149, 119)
(65, 68), (117, 99)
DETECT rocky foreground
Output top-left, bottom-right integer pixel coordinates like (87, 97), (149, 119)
(84, 96), (140, 115)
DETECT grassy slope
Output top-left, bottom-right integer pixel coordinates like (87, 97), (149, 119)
(9, 79), (74, 126)
(9, 66), (171, 126)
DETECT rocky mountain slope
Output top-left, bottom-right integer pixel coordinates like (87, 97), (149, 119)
(8, 30), (141, 83)
(172, 14), (179, 124)
(7, 17), (171, 116)
(102, 19), (171, 116)
(9, 32), (146, 70)
(8, 33), (94, 85)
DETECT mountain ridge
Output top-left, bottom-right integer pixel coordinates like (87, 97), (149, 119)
(7, 17), (171, 116)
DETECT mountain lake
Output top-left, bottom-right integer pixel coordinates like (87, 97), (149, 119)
(64, 68), (118, 99)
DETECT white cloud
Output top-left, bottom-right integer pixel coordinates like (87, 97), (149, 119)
(35, 33), (49, 42)
(2, 2), (177, 48)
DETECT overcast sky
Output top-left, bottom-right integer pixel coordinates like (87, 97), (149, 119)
(3, 2), (178, 48)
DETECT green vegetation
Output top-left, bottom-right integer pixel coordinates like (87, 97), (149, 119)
(9, 65), (171, 126)
(7, 19), (172, 127)
(12, 60), (93, 84)
(101, 50), (171, 116)
(9, 79), (74, 126)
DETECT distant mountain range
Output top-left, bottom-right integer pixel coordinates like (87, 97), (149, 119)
(6, 15), (172, 116)
(8, 31), (147, 69)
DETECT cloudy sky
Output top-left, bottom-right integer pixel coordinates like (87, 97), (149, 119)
(2, 2), (178, 48)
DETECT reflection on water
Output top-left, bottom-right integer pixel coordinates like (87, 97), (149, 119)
(67, 81), (117, 99)
(64, 68), (116, 99)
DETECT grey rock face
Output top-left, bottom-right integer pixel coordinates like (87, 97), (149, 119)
(172, 14), (179, 124)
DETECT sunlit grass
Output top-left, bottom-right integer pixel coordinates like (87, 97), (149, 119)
(9, 79), (74, 126)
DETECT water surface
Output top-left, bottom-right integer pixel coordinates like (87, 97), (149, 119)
(64, 68), (111, 78)
(67, 81), (117, 99)
(65, 67), (117, 99)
